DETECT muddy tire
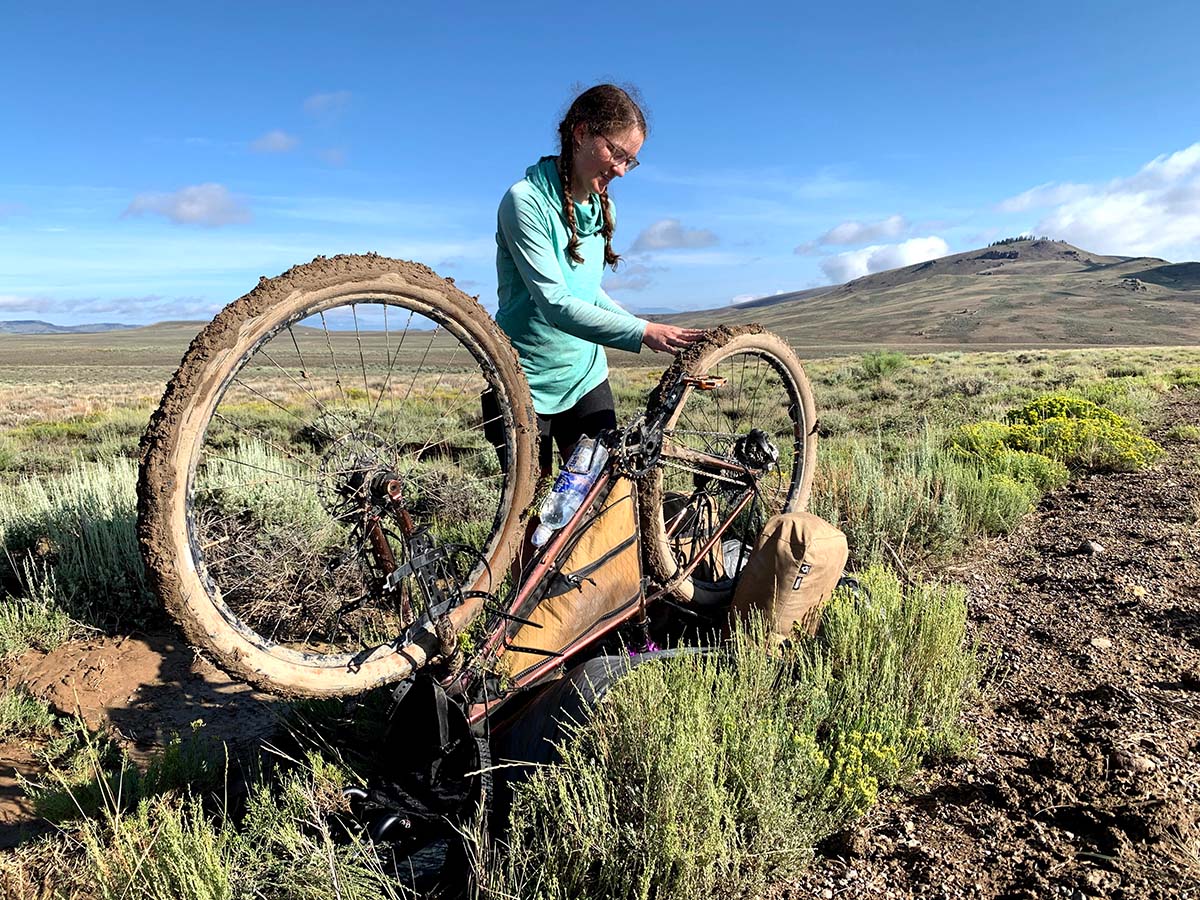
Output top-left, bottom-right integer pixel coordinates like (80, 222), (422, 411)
(638, 325), (818, 606)
(137, 255), (538, 697)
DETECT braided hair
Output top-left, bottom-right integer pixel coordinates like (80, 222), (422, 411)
(555, 84), (647, 270)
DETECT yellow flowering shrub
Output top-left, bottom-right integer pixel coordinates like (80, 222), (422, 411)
(1005, 394), (1127, 428)
(827, 730), (901, 813)
(1007, 419), (1163, 472)
(949, 393), (1163, 475)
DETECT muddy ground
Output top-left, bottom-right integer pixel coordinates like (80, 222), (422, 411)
(1, 398), (1197, 896)
(792, 396), (1200, 899)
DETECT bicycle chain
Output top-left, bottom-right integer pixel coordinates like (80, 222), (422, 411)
(659, 457), (753, 489)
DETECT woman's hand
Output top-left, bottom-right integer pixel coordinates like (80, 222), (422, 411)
(642, 322), (705, 353)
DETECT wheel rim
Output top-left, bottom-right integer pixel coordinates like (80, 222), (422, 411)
(184, 294), (520, 665)
(657, 347), (808, 591)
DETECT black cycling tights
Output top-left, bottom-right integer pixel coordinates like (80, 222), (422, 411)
(481, 379), (617, 475)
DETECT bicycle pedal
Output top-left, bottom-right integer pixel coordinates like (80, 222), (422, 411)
(684, 375), (727, 391)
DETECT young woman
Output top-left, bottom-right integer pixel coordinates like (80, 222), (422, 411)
(492, 83), (702, 472)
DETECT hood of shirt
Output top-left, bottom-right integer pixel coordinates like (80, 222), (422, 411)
(526, 156), (603, 237)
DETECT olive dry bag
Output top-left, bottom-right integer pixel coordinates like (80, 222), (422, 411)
(729, 512), (848, 639)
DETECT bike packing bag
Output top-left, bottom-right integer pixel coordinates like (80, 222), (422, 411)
(729, 512), (848, 640)
(502, 477), (643, 681)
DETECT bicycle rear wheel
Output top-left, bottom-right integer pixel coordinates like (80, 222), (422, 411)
(137, 255), (538, 696)
(638, 325), (817, 606)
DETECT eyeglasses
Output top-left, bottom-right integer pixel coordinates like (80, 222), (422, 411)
(596, 133), (640, 171)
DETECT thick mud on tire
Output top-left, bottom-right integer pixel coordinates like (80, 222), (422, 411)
(638, 325), (818, 606)
(137, 255), (538, 697)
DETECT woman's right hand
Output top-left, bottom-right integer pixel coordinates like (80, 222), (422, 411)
(642, 322), (705, 353)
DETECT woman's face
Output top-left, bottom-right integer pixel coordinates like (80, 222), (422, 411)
(571, 123), (644, 198)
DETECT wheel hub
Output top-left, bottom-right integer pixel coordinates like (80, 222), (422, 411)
(317, 431), (406, 518)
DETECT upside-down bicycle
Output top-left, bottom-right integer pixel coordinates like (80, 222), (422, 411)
(137, 252), (818, 703)
(135, 253), (818, 862)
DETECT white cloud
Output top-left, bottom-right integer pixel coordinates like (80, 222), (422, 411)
(0, 294), (52, 313)
(630, 218), (718, 252)
(304, 90), (352, 117)
(0, 293), (217, 322)
(123, 183), (252, 227)
(996, 182), (1090, 213)
(730, 289), (786, 306)
(250, 129), (299, 153)
(1019, 143), (1200, 257)
(820, 236), (950, 283)
(603, 263), (662, 291)
(796, 214), (908, 254)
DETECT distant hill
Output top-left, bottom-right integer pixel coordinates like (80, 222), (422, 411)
(0, 320), (140, 335)
(654, 239), (1200, 352)
(5, 241), (1199, 368)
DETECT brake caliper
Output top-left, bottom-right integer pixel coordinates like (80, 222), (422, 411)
(733, 428), (779, 473)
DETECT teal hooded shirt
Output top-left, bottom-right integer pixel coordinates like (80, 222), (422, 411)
(496, 157), (647, 415)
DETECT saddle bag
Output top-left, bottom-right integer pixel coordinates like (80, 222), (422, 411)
(729, 512), (848, 639)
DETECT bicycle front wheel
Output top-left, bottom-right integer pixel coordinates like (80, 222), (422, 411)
(138, 255), (538, 696)
(638, 325), (817, 606)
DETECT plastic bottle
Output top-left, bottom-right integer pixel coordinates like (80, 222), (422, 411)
(531, 437), (610, 547)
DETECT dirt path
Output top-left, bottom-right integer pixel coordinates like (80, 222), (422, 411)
(793, 396), (1200, 899)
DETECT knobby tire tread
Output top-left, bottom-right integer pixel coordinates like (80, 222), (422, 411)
(137, 254), (538, 697)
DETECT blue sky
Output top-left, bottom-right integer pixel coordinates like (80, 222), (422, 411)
(2, 1), (1199, 325)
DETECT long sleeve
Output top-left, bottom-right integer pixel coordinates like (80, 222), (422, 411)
(498, 189), (645, 353)
(593, 285), (646, 325)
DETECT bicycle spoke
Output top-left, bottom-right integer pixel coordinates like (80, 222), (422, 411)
(202, 453), (325, 490)
(319, 311), (349, 406)
(233, 353), (351, 443)
(287, 325), (310, 379)
(351, 303), (371, 399)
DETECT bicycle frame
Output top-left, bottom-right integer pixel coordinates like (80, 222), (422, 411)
(436, 377), (769, 727)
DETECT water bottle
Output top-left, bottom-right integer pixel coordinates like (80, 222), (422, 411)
(531, 437), (610, 547)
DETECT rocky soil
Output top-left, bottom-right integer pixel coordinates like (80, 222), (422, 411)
(792, 396), (1200, 899)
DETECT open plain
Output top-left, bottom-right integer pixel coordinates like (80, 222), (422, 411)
(1, 258), (1198, 896)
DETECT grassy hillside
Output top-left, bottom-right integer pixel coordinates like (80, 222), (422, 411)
(653, 239), (1200, 351)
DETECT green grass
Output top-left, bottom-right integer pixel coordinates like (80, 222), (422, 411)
(23, 719), (229, 825)
(810, 428), (1044, 566)
(6, 739), (412, 900)
(1163, 423), (1200, 443)
(4, 568), (974, 900)
(489, 567), (975, 899)
(0, 458), (152, 641)
(0, 568), (77, 659)
(1, 343), (1193, 897)
(0, 688), (57, 742)
(858, 350), (910, 380)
